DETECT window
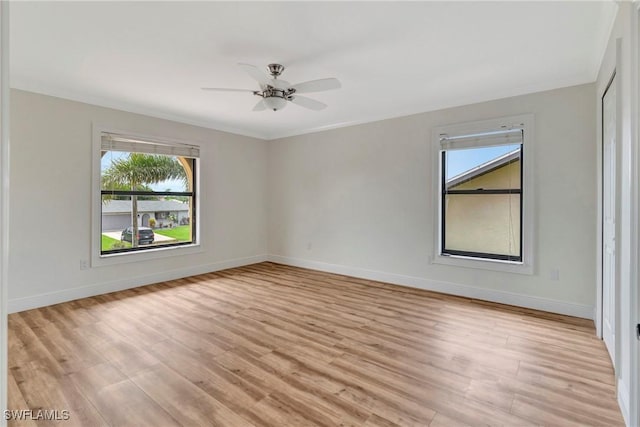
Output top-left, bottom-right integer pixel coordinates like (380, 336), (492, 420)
(97, 131), (199, 257)
(442, 137), (522, 261)
(433, 115), (533, 273)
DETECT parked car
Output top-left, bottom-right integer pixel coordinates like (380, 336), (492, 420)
(121, 226), (155, 244)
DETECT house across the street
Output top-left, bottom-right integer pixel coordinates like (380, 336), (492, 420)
(101, 199), (190, 231)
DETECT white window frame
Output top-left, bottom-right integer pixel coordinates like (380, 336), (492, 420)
(91, 124), (202, 267)
(432, 114), (534, 275)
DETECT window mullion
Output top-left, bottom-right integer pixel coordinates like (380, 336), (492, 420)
(101, 190), (194, 197)
(445, 189), (522, 195)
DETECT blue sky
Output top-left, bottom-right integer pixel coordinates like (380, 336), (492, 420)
(102, 145), (519, 190)
(445, 144), (520, 180)
(101, 151), (187, 192)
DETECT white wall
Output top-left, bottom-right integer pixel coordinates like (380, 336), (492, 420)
(268, 83), (596, 318)
(8, 89), (268, 310)
(596, 3), (638, 426)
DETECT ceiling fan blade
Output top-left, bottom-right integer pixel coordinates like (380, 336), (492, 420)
(252, 99), (266, 111)
(238, 63), (271, 87)
(291, 78), (341, 94)
(201, 88), (254, 92)
(290, 95), (327, 111)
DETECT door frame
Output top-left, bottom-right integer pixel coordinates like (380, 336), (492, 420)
(600, 70), (617, 364)
(630, 4), (640, 426)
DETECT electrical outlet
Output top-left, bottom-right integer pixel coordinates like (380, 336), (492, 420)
(307, 242), (312, 251)
(550, 268), (560, 281)
(79, 259), (89, 270)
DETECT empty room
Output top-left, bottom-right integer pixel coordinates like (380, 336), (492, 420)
(0, 1), (639, 426)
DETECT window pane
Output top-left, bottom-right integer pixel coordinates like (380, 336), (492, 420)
(445, 145), (521, 190)
(444, 194), (520, 257)
(101, 195), (194, 254)
(101, 150), (190, 192)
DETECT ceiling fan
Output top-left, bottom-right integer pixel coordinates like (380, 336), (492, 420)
(202, 63), (341, 112)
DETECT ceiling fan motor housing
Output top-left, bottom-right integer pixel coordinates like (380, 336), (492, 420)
(261, 86), (296, 111)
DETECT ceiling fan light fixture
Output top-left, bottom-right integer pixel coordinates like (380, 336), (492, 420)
(263, 96), (287, 111)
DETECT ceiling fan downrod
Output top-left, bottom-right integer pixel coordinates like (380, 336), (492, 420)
(267, 63), (285, 78)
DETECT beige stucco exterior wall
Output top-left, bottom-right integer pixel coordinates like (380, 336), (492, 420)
(452, 160), (520, 190)
(445, 160), (521, 256)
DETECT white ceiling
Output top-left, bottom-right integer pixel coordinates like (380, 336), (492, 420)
(10, 1), (617, 140)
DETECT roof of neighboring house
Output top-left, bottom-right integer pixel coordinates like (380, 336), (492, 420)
(102, 199), (189, 214)
(447, 149), (520, 189)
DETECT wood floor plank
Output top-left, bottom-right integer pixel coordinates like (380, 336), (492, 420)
(510, 394), (594, 427)
(146, 340), (273, 426)
(10, 358), (106, 426)
(7, 373), (38, 427)
(87, 380), (179, 427)
(215, 347), (371, 427)
(93, 339), (162, 378)
(329, 352), (532, 427)
(130, 364), (259, 427)
(363, 413), (402, 427)
(428, 412), (471, 427)
(7, 262), (625, 426)
(260, 347), (433, 427)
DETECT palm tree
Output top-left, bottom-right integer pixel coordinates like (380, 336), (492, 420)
(102, 153), (187, 248)
(102, 182), (156, 200)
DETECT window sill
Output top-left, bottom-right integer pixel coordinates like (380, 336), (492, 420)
(91, 243), (203, 268)
(433, 253), (533, 275)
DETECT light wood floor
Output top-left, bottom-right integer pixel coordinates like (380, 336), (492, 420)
(9, 262), (623, 426)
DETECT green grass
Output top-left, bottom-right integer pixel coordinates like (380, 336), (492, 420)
(154, 225), (191, 242)
(101, 234), (131, 252)
(100, 226), (190, 252)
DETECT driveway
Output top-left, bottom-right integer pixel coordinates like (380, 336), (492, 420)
(102, 230), (175, 243)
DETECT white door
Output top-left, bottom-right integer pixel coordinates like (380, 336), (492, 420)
(602, 74), (616, 364)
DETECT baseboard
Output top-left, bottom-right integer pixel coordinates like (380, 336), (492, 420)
(618, 378), (630, 427)
(267, 255), (595, 319)
(8, 253), (595, 320)
(8, 254), (268, 313)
